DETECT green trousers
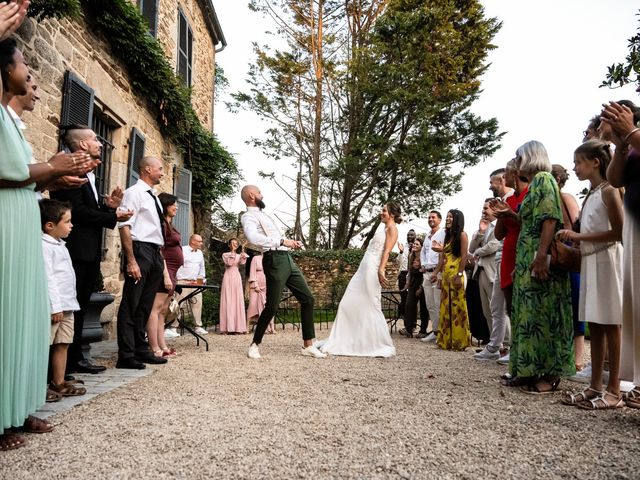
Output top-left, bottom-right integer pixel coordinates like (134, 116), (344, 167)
(253, 251), (315, 344)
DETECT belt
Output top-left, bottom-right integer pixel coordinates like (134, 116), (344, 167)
(134, 241), (162, 253)
(264, 250), (289, 256)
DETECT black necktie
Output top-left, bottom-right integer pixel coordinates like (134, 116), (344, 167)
(147, 190), (166, 239)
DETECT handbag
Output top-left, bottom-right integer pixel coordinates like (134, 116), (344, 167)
(166, 294), (180, 322)
(549, 238), (581, 273)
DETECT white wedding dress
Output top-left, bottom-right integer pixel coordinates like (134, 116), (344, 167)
(318, 226), (396, 357)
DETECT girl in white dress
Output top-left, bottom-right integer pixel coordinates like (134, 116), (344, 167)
(558, 139), (624, 409)
(319, 203), (400, 357)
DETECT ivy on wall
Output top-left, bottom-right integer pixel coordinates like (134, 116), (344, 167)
(29, 0), (239, 212)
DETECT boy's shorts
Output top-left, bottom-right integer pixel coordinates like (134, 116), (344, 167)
(50, 311), (75, 345)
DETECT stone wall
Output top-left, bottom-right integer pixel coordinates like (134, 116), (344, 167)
(15, 1), (220, 338)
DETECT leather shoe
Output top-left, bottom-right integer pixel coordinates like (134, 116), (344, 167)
(74, 359), (107, 374)
(116, 358), (146, 370)
(135, 352), (168, 364)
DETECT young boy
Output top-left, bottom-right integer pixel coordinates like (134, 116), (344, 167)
(39, 199), (86, 397)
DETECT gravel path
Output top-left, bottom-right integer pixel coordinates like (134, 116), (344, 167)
(2, 326), (639, 479)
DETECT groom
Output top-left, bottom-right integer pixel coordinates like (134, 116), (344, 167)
(240, 185), (326, 359)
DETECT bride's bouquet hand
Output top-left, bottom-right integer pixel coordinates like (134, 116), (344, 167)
(378, 270), (389, 288)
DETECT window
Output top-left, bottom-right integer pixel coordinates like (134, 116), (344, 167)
(174, 167), (192, 244)
(178, 9), (193, 86)
(92, 110), (117, 260)
(127, 128), (146, 187)
(137, 0), (158, 37)
(60, 71), (94, 130)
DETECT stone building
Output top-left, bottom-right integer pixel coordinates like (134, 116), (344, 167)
(15, 1), (226, 336)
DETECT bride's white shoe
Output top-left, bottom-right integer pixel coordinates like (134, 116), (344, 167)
(301, 345), (327, 358)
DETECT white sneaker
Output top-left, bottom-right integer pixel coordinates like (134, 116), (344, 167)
(247, 343), (261, 359)
(567, 364), (610, 384)
(301, 345), (327, 358)
(474, 347), (500, 361)
(194, 327), (208, 335)
(421, 332), (437, 343)
(496, 353), (510, 365)
(164, 328), (179, 339)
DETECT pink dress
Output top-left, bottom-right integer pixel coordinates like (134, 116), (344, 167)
(219, 252), (248, 333)
(246, 255), (274, 333)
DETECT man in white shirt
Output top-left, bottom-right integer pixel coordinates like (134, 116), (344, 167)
(167, 234), (207, 336)
(240, 184), (326, 359)
(420, 211), (446, 343)
(116, 156), (169, 369)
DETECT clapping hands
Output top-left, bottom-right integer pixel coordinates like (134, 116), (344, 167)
(0, 1), (29, 42)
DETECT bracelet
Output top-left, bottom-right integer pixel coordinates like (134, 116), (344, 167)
(624, 127), (640, 143)
(45, 162), (54, 170)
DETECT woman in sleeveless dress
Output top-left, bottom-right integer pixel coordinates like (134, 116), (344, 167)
(319, 203), (401, 358)
(147, 193), (183, 359)
(431, 209), (471, 351)
(220, 238), (248, 334)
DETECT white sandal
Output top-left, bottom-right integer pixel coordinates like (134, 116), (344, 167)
(577, 391), (624, 410)
(561, 387), (603, 406)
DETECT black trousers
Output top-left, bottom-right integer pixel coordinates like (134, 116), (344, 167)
(404, 274), (429, 333)
(397, 270), (408, 318)
(67, 258), (101, 367)
(253, 251), (315, 345)
(117, 242), (164, 360)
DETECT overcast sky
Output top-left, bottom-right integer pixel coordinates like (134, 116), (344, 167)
(213, 1), (640, 245)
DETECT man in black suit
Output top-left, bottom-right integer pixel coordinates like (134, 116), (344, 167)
(51, 125), (133, 374)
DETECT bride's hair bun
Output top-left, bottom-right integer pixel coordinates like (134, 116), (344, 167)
(386, 201), (403, 224)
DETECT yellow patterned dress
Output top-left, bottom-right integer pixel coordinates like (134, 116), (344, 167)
(436, 242), (471, 351)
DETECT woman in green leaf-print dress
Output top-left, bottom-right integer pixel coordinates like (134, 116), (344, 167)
(492, 141), (575, 393)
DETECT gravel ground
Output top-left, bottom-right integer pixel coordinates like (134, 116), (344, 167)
(2, 325), (640, 479)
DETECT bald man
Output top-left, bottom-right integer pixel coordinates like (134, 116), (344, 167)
(51, 124), (132, 374)
(115, 156), (168, 369)
(240, 185), (326, 359)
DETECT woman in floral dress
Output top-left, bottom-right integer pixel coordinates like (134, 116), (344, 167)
(492, 140), (575, 393)
(432, 209), (471, 351)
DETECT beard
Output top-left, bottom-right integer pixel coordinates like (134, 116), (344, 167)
(256, 199), (266, 210)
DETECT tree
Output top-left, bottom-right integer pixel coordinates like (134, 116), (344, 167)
(235, 0), (503, 249)
(603, 10), (640, 87)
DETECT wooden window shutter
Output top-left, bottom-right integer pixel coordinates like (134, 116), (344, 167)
(138, 0), (158, 37)
(127, 128), (146, 187)
(174, 167), (192, 244)
(60, 70), (94, 127)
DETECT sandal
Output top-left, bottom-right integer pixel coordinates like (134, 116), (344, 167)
(625, 397), (640, 409)
(162, 349), (177, 358)
(46, 388), (62, 403)
(50, 382), (87, 397)
(561, 387), (603, 406)
(577, 391), (624, 410)
(0, 432), (26, 451)
(520, 377), (561, 395)
(64, 375), (84, 384)
(22, 416), (53, 434)
(501, 376), (532, 387)
(622, 387), (640, 402)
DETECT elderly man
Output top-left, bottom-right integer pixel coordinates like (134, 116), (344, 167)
(167, 234), (208, 337)
(116, 156), (169, 369)
(51, 125), (133, 374)
(240, 185), (326, 359)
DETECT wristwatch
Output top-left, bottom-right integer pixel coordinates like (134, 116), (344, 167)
(280, 239), (285, 246)
(457, 272), (463, 277)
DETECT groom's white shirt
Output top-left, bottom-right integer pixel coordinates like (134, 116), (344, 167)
(241, 207), (289, 252)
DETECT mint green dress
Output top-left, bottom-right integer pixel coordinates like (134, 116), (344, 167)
(509, 172), (575, 378)
(0, 105), (49, 433)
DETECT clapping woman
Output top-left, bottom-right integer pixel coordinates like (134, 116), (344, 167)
(219, 238), (248, 334)
(431, 210), (471, 351)
(491, 141), (574, 393)
(1, 4), (98, 451)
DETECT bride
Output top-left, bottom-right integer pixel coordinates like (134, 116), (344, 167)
(318, 202), (400, 357)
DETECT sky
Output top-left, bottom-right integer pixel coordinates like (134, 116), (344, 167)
(213, 1), (640, 246)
